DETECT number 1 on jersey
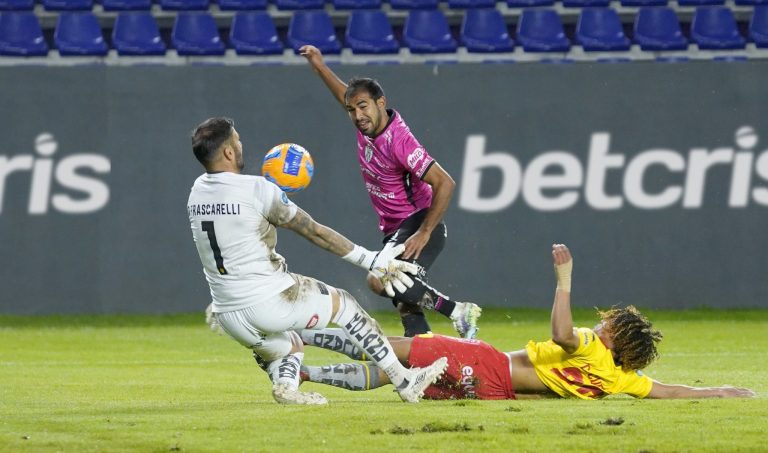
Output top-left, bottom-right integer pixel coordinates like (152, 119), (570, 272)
(201, 221), (228, 275)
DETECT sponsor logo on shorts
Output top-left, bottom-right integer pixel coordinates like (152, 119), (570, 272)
(305, 314), (319, 329)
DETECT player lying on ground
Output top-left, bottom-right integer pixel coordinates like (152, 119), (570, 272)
(295, 244), (755, 400)
(189, 117), (447, 405)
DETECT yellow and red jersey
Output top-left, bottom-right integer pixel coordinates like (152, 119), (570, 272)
(525, 327), (653, 399)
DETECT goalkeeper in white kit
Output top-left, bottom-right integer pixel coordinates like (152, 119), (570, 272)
(187, 117), (447, 405)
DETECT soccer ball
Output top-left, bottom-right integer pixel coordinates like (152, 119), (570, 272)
(261, 143), (315, 193)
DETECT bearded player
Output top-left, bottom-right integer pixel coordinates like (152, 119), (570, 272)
(300, 45), (481, 339)
(297, 244), (755, 400)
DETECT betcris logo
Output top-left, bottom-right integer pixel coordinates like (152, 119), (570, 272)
(0, 133), (111, 215)
(459, 126), (768, 212)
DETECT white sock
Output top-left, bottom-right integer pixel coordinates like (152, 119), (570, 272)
(266, 352), (303, 390)
(331, 290), (410, 388)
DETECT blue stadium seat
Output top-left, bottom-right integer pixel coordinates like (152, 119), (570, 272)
(172, 12), (226, 55)
(749, 5), (768, 47)
(0, 12), (48, 55)
(112, 12), (166, 55)
(460, 8), (514, 52)
(633, 7), (687, 50)
(160, 0), (209, 10)
(345, 10), (399, 54)
(43, 0), (93, 10)
(275, 0), (324, 9)
(390, 0), (438, 9)
(448, 0), (496, 9)
(620, 0), (666, 6)
(506, 0), (554, 6)
(576, 8), (631, 51)
(0, 0), (34, 11)
(287, 10), (341, 54)
(690, 6), (746, 49)
(54, 12), (108, 55)
(403, 10), (458, 53)
(332, 0), (381, 9)
(102, 0), (151, 11)
(562, 0), (609, 8)
(217, 0), (267, 9)
(516, 9), (570, 52)
(735, 0), (768, 5)
(230, 12), (283, 55)
(677, 0), (723, 6)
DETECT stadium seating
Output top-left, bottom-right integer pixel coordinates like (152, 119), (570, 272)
(275, 0), (325, 10)
(217, 0), (267, 10)
(160, 0), (209, 11)
(43, 0), (93, 11)
(460, 8), (514, 52)
(0, 12), (48, 55)
(562, 0), (610, 8)
(633, 7), (688, 50)
(172, 12), (226, 55)
(750, 5), (768, 47)
(0, 0), (34, 10)
(576, 8), (631, 51)
(677, 0), (724, 6)
(112, 12), (167, 55)
(390, 0), (439, 9)
(735, 0), (768, 5)
(332, 0), (381, 9)
(55, 12), (109, 55)
(230, 11), (284, 55)
(506, 0), (555, 7)
(403, 9), (458, 53)
(287, 10), (342, 54)
(690, 6), (746, 49)
(102, 0), (152, 11)
(516, 9), (571, 52)
(345, 10), (399, 54)
(448, 0), (496, 9)
(620, 0), (667, 6)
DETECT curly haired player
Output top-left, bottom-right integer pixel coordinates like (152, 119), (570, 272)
(297, 244), (755, 400)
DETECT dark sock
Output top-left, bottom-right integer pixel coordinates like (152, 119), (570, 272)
(433, 294), (456, 318)
(401, 312), (431, 337)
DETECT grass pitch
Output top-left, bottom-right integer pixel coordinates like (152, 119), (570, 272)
(1, 308), (766, 452)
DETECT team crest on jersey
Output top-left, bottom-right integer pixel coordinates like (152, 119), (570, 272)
(364, 144), (374, 162)
(280, 192), (290, 205)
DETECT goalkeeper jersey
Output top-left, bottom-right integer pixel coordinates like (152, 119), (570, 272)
(187, 172), (298, 313)
(525, 327), (653, 399)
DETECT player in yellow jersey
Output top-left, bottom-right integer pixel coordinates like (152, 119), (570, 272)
(295, 244), (755, 399)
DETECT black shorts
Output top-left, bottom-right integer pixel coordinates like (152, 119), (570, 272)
(383, 209), (446, 271)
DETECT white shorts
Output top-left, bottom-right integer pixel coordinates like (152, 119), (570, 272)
(215, 273), (334, 361)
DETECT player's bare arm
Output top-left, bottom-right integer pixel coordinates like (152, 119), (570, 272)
(299, 45), (348, 108)
(550, 244), (579, 353)
(646, 381), (756, 399)
(402, 162), (455, 260)
(281, 207), (355, 257)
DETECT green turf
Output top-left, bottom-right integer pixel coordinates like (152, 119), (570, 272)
(1, 309), (766, 452)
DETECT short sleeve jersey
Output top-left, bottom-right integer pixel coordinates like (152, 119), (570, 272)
(525, 327), (653, 399)
(356, 110), (435, 235)
(187, 172), (298, 313)
(408, 334), (516, 400)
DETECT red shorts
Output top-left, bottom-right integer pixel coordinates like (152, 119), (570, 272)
(408, 334), (516, 400)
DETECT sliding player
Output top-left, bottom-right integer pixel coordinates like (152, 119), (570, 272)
(297, 244), (755, 400)
(188, 117), (447, 405)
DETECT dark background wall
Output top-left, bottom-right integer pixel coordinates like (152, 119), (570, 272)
(1, 61), (766, 314)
